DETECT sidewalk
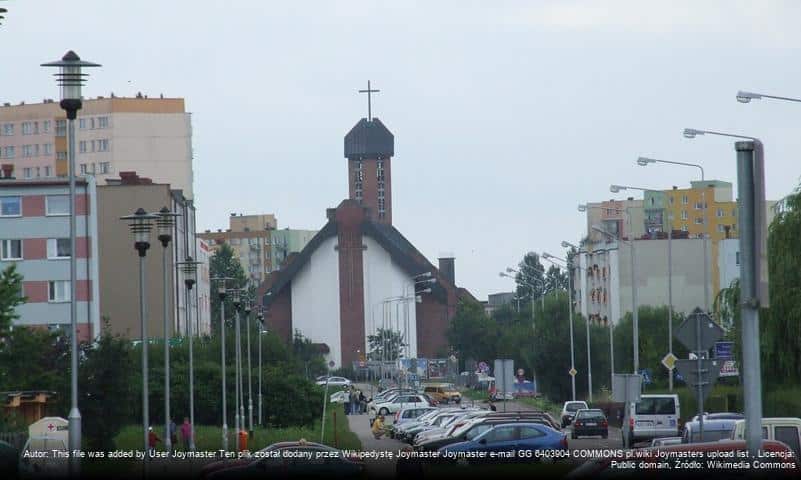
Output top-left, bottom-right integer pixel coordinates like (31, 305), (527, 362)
(346, 410), (405, 479)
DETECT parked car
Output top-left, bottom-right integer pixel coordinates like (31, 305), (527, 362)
(388, 406), (437, 438)
(682, 418), (739, 443)
(316, 376), (351, 387)
(625, 394), (680, 447)
(417, 413), (560, 451)
(571, 408), (608, 439)
(567, 440), (798, 479)
(204, 441), (364, 480)
(370, 393), (430, 417)
(439, 422), (567, 464)
(691, 412), (745, 422)
(650, 436), (683, 447)
(561, 401), (589, 428)
(422, 383), (462, 404)
(730, 417), (801, 459)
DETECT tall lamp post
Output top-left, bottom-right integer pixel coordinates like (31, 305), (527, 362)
(210, 277), (233, 450)
(244, 298), (254, 437)
(231, 289), (244, 449)
(177, 257), (202, 451)
(257, 300), (268, 427)
(42, 51), (100, 475)
(593, 224), (639, 374)
(156, 207), (180, 452)
(636, 157), (708, 314)
(121, 208), (160, 462)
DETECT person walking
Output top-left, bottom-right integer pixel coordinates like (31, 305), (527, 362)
(147, 427), (161, 454)
(180, 417), (192, 451)
(169, 419), (177, 448)
(344, 387), (351, 416)
(350, 388), (359, 415)
(359, 390), (367, 414)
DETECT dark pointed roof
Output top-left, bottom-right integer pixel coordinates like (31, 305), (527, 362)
(344, 117), (394, 159)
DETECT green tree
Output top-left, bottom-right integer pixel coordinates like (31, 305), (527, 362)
(0, 264), (26, 339)
(209, 243), (248, 334)
(447, 300), (497, 369)
(79, 321), (136, 450)
(544, 264), (568, 293)
(764, 186), (801, 385)
(515, 252), (545, 300)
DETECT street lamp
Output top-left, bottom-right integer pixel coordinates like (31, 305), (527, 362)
(257, 298), (269, 427)
(244, 298), (254, 437)
(593, 224), (640, 375)
(42, 50), (101, 475)
(121, 208), (160, 462)
(177, 256), (202, 451)
(156, 207), (180, 453)
(616, 181), (679, 390)
(636, 157), (709, 314)
(736, 90), (801, 104)
(211, 277), (233, 450)
(231, 288), (245, 450)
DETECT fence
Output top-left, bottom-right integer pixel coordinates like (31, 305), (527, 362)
(0, 431), (27, 450)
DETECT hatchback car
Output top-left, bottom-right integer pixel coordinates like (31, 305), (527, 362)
(439, 423), (567, 464)
(561, 401), (589, 427)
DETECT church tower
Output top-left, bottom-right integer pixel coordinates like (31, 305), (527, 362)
(344, 82), (394, 224)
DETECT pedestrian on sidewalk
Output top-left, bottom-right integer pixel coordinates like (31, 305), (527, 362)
(350, 389), (359, 415)
(359, 390), (367, 414)
(169, 418), (177, 447)
(180, 417), (192, 451)
(147, 427), (160, 454)
(344, 387), (352, 416)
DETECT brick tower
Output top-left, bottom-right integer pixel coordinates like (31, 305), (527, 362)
(344, 115), (394, 225)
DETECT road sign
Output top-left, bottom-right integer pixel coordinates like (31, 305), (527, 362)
(720, 360), (740, 377)
(568, 367), (577, 377)
(675, 358), (722, 401)
(661, 352), (678, 370)
(714, 341), (734, 360)
(675, 308), (724, 352)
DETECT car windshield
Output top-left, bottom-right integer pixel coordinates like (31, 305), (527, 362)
(566, 402), (587, 412)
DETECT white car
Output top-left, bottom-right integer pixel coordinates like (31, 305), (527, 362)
(370, 394), (430, 416)
(316, 376), (351, 387)
(560, 400), (589, 427)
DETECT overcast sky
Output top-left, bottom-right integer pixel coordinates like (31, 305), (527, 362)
(4, 1), (800, 299)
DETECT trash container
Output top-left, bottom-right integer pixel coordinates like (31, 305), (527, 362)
(238, 429), (248, 452)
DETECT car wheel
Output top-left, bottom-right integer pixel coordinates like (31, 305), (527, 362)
(379, 408), (389, 416)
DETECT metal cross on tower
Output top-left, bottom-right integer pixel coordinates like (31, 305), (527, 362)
(358, 80), (380, 121)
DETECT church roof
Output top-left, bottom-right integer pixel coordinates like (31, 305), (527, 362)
(344, 117), (394, 159)
(260, 207), (458, 306)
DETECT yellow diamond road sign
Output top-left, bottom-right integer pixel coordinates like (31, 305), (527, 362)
(662, 352), (678, 370)
(569, 367), (577, 377)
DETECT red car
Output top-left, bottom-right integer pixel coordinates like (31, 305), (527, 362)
(567, 439), (798, 479)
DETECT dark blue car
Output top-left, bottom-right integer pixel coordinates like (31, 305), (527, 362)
(439, 422), (567, 463)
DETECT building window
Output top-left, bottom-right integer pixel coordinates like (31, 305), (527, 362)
(79, 141), (87, 153)
(43, 143), (53, 156)
(90, 118), (95, 130)
(1, 239), (23, 260)
(35, 167), (41, 178)
(98, 116), (109, 129)
(1, 123), (13, 136)
(33, 122), (39, 134)
(3, 146), (15, 158)
(45, 166), (52, 177)
(57, 151), (67, 162)
(21, 122), (33, 135)
(43, 120), (51, 133)
(79, 118), (86, 129)
(21, 145), (33, 158)
(718, 224), (725, 233)
(48, 280), (71, 302)
(732, 223), (736, 231)
(79, 164), (87, 175)
(732, 208), (737, 217)
(735, 251), (740, 266)
(694, 217), (704, 225)
(56, 120), (66, 136)
(90, 140), (95, 152)
(681, 210), (688, 220)
(694, 201), (706, 210)
(97, 139), (109, 152)
(46, 195), (70, 216)
(669, 196), (674, 205)
(681, 224), (688, 232)
(681, 195), (688, 205)
(0, 196), (21, 216)
(23, 168), (32, 179)
(47, 238), (71, 259)
(99, 162), (110, 174)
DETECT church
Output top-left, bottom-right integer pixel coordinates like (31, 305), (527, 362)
(258, 91), (475, 369)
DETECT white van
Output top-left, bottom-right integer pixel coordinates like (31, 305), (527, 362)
(730, 417), (801, 459)
(626, 394), (680, 447)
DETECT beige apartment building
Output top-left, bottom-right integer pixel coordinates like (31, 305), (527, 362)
(198, 214), (278, 283)
(0, 95), (194, 197)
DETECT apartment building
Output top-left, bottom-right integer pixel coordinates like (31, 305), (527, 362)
(270, 228), (318, 271)
(0, 95), (193, 197)
(198, 214), (278, 283)
(0, 168), (100, 340)
(583, 198), (645, 244)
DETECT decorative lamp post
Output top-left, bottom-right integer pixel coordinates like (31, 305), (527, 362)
(42, 50), (100, 476)
(231, 288), (244, 451)
(177, 256), (202, 451)
(244, 298), (254, 437)
(257, 303), (267, 427)
(156, 207), (179, 452)
(121, 208), (160, 463)
(210, 276), (233, 450)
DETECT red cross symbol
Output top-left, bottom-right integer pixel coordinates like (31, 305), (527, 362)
(47, 423), (55, 431)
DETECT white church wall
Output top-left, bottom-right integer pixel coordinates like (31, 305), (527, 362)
(362, 236), (418, 360)
(291, 236), (342, 368)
